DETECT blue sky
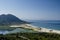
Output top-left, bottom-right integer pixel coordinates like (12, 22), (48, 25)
(0, 0), (60, 20)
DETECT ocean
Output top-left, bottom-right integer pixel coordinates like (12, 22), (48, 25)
(30, 20), (60, 30)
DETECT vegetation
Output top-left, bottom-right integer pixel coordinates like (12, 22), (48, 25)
(0, 32), (60, 40)
(0, 26), (16, 31)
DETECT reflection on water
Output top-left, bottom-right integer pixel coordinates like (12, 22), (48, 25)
(0, 30), (9, 35)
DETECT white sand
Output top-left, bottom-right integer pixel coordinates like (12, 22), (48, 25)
(10, 24), (60, 34)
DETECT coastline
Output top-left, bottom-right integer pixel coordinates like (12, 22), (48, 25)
(10, 24), (60, 34)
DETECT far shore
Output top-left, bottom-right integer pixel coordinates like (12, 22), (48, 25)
(10, 24), (60, 34)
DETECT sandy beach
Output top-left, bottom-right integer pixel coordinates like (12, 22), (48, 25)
(10, 24), (60, 34)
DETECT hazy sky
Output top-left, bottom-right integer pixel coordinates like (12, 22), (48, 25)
(0, 0), (60, 20)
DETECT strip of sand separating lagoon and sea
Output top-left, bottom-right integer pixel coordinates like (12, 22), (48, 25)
(10, 24), (60, 34)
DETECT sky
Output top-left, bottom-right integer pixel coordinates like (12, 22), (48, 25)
(0, 0), (60, 20)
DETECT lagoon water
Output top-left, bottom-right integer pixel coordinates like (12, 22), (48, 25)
(30, 20), (60, 30)
(0, 30), (9, 35)
(0, 28), (35, 34)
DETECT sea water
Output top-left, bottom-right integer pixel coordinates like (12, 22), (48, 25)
(30, 20), (60, 30)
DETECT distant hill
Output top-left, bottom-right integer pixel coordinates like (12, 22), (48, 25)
(0, 14), (27, 25)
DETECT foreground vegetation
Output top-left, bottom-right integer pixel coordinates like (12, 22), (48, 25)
(0, 32), (60, 40)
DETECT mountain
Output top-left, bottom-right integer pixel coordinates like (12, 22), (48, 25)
(0, 14), (27, 25)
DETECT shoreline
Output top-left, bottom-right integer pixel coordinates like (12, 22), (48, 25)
(26, 24), (60, 34)
(10, 24), (60, 34)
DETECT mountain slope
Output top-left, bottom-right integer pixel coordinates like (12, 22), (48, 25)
(0, 14), (27, 25)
